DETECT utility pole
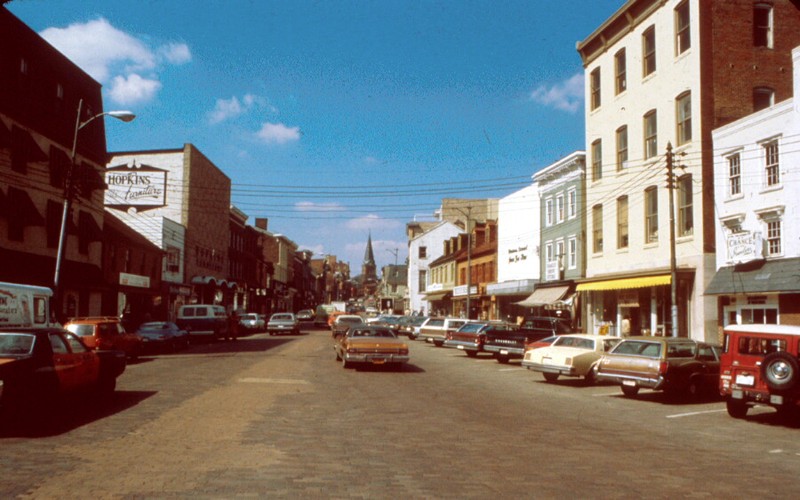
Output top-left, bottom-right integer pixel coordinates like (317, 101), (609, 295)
(386, 248), (399, 267)
(454, 206), (473, 319)
(666, 143), (679, 338)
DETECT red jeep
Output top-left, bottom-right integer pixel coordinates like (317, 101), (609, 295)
(720, 324), (800, 419)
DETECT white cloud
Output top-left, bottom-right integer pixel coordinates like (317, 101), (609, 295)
(255, 122), (301, 144)
(294, 202), (345, 212)
(208, 94), (268, 124)
(38, 17), (191, 105)
(529, 73), (584, 113)
(108, 74), (162, 105)
(346, 215), (401, 231)
(299, 244), (326, 256)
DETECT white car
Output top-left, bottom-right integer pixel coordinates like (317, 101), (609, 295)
(266, 313), (300, 335)
(522, 334), (621, 384)
(238, 313), (265, 333)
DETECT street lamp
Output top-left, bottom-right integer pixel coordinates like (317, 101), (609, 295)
(53, 99), (135, 306)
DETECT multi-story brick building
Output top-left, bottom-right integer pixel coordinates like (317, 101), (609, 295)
(106, 144), (233, 315)
(454, 220), (498, 320)
(576, 0), (800, 340)
(0, 8), (115, 320)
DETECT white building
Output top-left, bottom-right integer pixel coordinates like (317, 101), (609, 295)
(407, 220), (462, 315)
(706, 47), (800, 327)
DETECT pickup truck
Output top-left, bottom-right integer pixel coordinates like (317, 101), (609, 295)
(595, 336), (721, 398)
(483, 316), (572, 363)
(417, 317), (470, 347)
(443, 321), (515, 357)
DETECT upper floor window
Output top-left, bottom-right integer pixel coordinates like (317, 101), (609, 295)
(615, 49), (627, 94)
(764, 140), (780, 187)
(590, 67), (601, 110)
(591, 139), (603, 181)
(675, 1), (691, 55)
(676, 92), (692, 146)
(678, 175), (693, 237)
(567, 189), (577, 219)
(754, 3), (773, 48)
(644, 110), (658, 159)
(643, 26), (656, 76)
(592, 204), (603, 253)
(568, 237), (577, 269)
(556, 194), (565, 223)
(617, 196), (629, 249)
(419, 270), (427, 292)
(645, 186), (659, 243)
(766, 220), (782, 256)
(546, 198), (554, 226)
(419, 246), (427, 259)
(753, 87), (775, 111)
(728, 153), (741, 197)
(616, 125), (628, 170)
(546, 242), (555, 263)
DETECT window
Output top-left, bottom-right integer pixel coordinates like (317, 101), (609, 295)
(728, 153), (741, 197)
(567, 189), (577, 219)
(419, 246), (427, 259)
(753, 87), (775, 111)
(643, 26), (656, 76)
(767, 220), (782, 256)
(556, 194), (564, 223)
(644, 110), (657, 159)
(764, 140), (780, 187)
(546, 198), (554, 226)
(592, 204), (603, 253)
(675, 1), (691, 55)
(754, 3), (773, 48)
(546, 243), (554, 263)
(617, 196), (629, 249)
(556, 240), (565, 267)
(616, 126), (628, 171)
(645, 186), (658, 243)
(568, 237), (577, 269)
(592, 139), (602, 181)
(590, 67), (601, 110)
(418, 270), (427, 293)
(678, 175), (693, 237)
(615, 49), (626, 94)
(676, 92), (691, 145)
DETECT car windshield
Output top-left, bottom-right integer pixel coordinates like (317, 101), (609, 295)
(351, 329), (395, 338)
(554, 336), (594, 349)
(272, 314), (293, 321)
(240, 314), (257, 320)
(0, 333), (35, 355)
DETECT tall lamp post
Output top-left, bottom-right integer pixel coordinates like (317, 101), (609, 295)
(53, 99), (135, 310)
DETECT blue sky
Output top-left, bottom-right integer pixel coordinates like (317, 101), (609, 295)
(7, 0), (622, 274)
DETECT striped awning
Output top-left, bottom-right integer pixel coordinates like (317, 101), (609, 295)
(576, 275), (671, 292)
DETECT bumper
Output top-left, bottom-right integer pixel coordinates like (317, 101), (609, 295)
(522, 361), (576, 376)
(344, 353), (410, 364)
(443, 340), (480, 352)
(268, 324), (298, 333)
(596, 372), (662, 389)
(483, 345), (524, 357)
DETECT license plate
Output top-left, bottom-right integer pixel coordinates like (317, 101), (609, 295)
(457, 345), (464, 350)
(735, 374), (755, 386)
(622, 380), (636, 387)
(500, 349), (509, 355)
(371, 359), (386, 365)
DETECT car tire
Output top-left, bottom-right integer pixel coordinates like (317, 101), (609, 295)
(761, 351), (800, 393)
(543, 372), (559, 382)
(621, 385), (639, 397)
(496, 355), (510, 364)
(466, 350), (478, 358)
(685, 376), (702, 399)
(726, 398), (748, 419)
(433, 340), (444, 347)
(583, 367), (597, 385)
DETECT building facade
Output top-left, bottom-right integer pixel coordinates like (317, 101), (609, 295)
(407, 221), (463, 315)
(576, 0), (800, 340)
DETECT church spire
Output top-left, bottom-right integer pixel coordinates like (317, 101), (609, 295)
(363, 231), (376, 266)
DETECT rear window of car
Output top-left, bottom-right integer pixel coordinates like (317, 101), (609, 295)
(448, 320), (466, 329)
(339, 317), (363, 324)
(66, 324), (94, 337)
(612, 340), (662, 357)
(140, 323), (168, 331)
(272, 314), (293, 321)
(735, 336), (786, 356)
(666, 343), (697, 358)
(426, 319), (444, 327)
(0, 333), (35, 355)
(553, 336), (593, 349)
(458, 323), (486, 333)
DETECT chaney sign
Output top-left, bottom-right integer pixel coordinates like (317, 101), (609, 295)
(105, 164), (167, 212)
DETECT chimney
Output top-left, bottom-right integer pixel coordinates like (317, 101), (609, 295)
(255, 218), (268, 231)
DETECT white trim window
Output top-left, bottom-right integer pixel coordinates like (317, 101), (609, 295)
(754, 3), (773, 48)
(592, 204), (603, 253)
(616, 125), (628, 171)
(556, 194), (564, 223)
(645, 186), (658, 243)
(615, 48), (626, 95)
(764, 140), (780, 187)
(556, 240), (565, 269)
(546, 242), (555, 263)
(567, 189), (577, 219)
(643, 26), (656, 77)
(590, 67), (601, 111)
(675, 1), (691, 55)
(568, 237), (577, 270)
(728, 153), (741, 197)
(766, 219), (782, 257)
(678, 175), (693, 237)
(644, 110), (658, 160)
(545, 198), (554, 227)
(676, 92), (691, 146)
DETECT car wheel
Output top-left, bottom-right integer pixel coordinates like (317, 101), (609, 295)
(726, 398), (748, 419)
(621, 384), (639, 397)
(433, 340), (444, 347)
(342, 356), (351, 369)
(761, 351), (800, 393)
(466, 350), (478, 358)
(685, 377), (702, 399)
(583, 367), (597, 385)
(496, 355), (510, 364)
(543, 372), (559, 382)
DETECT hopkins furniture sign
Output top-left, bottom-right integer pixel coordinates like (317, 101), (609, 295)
(105, 163), (167, 212)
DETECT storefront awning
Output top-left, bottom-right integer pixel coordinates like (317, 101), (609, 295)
(486, 279), (536, 296)
(576, 275), (671, 292)
(424, 290), (452, 301)
(705, 258), (800, 295)
(516, 285), (569, 307)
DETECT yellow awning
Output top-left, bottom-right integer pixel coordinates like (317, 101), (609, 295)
(576, 275), (671, 292)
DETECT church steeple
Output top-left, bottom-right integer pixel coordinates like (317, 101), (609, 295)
(361, 232), (377, 288)
(363, 232), (376, 267)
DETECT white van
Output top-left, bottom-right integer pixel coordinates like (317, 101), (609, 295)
(176, 304), (228, 340)
(0, 281), (53, 329)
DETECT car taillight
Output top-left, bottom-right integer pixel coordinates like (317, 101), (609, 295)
(399, 349), (409, 355)
(659, 361), (669, 375)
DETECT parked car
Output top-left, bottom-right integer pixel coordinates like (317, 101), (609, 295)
(596, 336), (721, 398)
(484, 316), (573, 363)
(237, 313), (265, 334)
(0, 328), (126, 418)
(369, 315), (403, 335)
(267, 313), (300, 335)
(333, 325), (409, 369)
(296, 309), (314, 322)
(136, 322), (190, 353)
(332, 314), (365, 338)
(720, 324), (800, 419)
(444, 321), (516, 357)
(398, 316), (427, 339)
(417, 317), (470, 347)
(64, 316), (143, 359)
(176, 304), (228, 341)
(524, 335), (559, 353)
(522, 334), (621, 384)
(327, 311), (347, 328)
